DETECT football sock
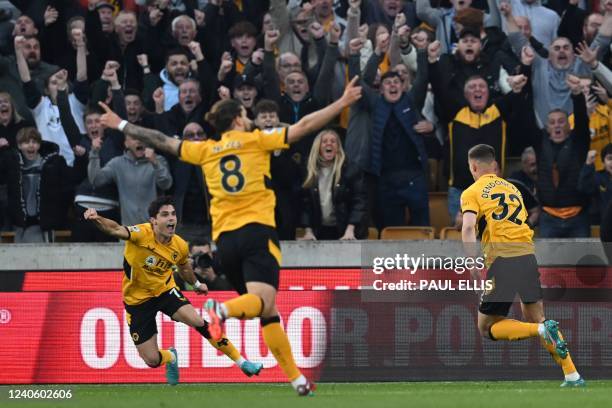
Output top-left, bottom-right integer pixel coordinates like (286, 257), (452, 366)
(207, 335), (242, 362)
(539, 333), (578, 377)
(224, 294), (263, 319)
(291, 375), (308, 390)
(261, 316), (301, 382)
(159, 349), (175, 365)
(489, 319), (540, 341)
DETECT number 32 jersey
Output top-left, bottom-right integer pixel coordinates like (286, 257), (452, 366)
(180, 127), (289, 240)
(461, 174), (534, 263)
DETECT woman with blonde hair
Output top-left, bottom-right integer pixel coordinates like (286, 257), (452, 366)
(300, 129), (368, 240)
(0, 91), (32, 149)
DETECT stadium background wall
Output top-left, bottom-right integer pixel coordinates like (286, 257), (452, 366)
(0, 240), (610, 384)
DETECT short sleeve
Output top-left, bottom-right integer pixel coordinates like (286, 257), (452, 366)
(180, 140), (209, 165)
(126, 224), (148, 244)
(177, 238), (189, 266)
(255, 127), (289, 151)
(460, 188), (479, 215)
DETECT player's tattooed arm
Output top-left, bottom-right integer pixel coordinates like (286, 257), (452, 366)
(84, 208), (130, 240)
(97, 102), (181, 156)
(123, 123), (181, 156)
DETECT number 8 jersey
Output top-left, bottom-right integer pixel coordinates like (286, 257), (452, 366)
(461, 174), (534, 264)
(179, 127), (289, 240)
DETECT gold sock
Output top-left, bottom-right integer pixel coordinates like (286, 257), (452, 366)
(207, 334), (241, 362)
(159, 349), (174, 365)
(262, 321), (301, 382)
(224, 294), (263, 319)
(540, 332), (577, 375)
(490, 319), (540, 341)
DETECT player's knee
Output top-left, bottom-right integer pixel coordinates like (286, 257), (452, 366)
(260, 301), (278, 319)
(195, 321), (211, 339)
(260, 315), (281, 327)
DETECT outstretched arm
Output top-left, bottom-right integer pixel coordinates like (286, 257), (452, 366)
(287, 76), (362, 144)
(84, 208), (129, 240)
(98, 102), (181, 156)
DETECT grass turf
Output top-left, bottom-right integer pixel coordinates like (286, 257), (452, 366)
(2, 381), (611, 408)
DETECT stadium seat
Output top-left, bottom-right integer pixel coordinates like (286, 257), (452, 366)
(1, 231), (15, 243)
(440, 227), (462, 240)
(428, 192), (451, 237)
(54, 230), (72, 242)
(368, 227), (379, 240)
(0, 230), (72, 243)
(591, 225), (600, 238)
(380, 226), (435, 240)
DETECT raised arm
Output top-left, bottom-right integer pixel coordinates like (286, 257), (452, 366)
(98, 102), (181, 156)
(14, 36), (31, 83)
(287, 76), (362, 144)
(84, 208), (129, 240)
(73, 28), (87, 82)
(416, 0), (443, 29)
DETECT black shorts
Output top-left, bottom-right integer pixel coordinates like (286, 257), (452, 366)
(216, 223), (281, 294)
(479, 254), (543, 317)
(124, 287), (191, 345)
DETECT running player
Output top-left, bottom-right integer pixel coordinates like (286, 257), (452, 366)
(97, 77), (362, 395)
(85, 196), (263, 385)
(461, 144), (585, 387)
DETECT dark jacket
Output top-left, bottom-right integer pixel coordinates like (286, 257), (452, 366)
(535, 93), (590, 208)
(6, 141), (69, 229)
(301, 161), (368, 239)
(578, 165), (612, 220)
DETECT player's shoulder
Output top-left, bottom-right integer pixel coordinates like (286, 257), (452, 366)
(125, 223), (153, 243)
(171, 233), (189, 252)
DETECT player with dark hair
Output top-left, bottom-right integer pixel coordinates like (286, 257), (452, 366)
(461, 144), (585, 387)
(84, 196), (263, 385)
(97, 77), (362, 396)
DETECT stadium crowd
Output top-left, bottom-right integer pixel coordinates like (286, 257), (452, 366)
(1, 0), (612, 244)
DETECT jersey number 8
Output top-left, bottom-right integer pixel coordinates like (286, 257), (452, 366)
(220, 155), (246, 193)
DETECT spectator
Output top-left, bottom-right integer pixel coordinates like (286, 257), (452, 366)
(5, 127), (69, 242)
(15, 34), (88, 167)
(584, 80), (612, 171)
(172, 122), (212, 243)
(348, 36), (430, 227)
(232, 73), (259, 117)
(578, 145), (612, 224)
(143, 49), (191, 111)
(124, 89), (147, 124)
(534, 75), (591, 238)
(253, 98), (301, 240)
(429, 40), (532, 226)
(153, 78), (208, 137)
(300, 129), (368, 240)
(502, 4), (612, 128)
(0, 35), (60, 121)
(365, 0), (419, 30)
(0, 91), (34, 149)
(508, 146), (540, 226)
(176, 240), (233, 291)
(416, 0), (501, 54)
(501, 0), (560, 48)
(56, 86), (123, 242)
(88, 133), (173, 225)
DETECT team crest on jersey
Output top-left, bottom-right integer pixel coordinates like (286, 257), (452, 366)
(172, 252), (178, 261)
(145, 255), (157, 266)
(127, 226), (140, 232)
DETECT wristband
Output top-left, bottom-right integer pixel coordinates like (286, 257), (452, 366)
(118, 120), (128, 132)
(193, 280), (202, 289)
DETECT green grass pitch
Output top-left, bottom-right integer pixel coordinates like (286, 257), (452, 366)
(2, 381), (611, 408)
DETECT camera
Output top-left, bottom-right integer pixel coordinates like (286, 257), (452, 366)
(193, 252), (214, 269)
